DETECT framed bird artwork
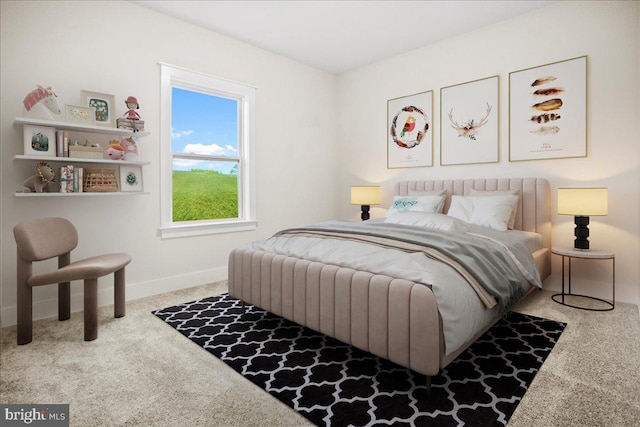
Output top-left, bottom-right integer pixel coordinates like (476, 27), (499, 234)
(387, 90), (433, 169)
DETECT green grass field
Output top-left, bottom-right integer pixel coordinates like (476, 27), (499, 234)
(173, 170), (238, 221)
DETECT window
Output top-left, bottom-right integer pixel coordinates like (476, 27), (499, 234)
(159, 63), (256, 238)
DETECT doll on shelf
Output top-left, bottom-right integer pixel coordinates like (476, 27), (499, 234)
(118, 96), (145, 132)
(123, 96), (141, 121)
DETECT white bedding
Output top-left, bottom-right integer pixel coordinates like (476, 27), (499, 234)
(247, 221), (542, 357)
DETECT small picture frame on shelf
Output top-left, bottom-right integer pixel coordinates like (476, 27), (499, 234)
(65, 104), (96, 125)
(119, 165), (143, 192)
(81, 90), (116, 127)
(23, 125), (56, 156)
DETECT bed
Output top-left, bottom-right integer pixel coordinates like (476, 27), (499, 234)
(228, 177), (551, 386)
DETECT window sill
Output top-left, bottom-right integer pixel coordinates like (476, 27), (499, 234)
(159, 219), (257, 239)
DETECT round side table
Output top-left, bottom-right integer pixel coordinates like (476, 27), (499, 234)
(551, 247), (615, 311)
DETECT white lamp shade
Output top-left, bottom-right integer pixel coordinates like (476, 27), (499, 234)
(351, 186), (381, 205)
(557, 188), (608, 216)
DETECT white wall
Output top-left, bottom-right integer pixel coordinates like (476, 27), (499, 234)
(336, 1), (640, 305)
(0, 1), (338, 325)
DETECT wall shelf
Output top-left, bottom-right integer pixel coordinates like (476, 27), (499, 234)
(15, 116), (150, 197)
(14, 154), (149, 166)
(15, 191), (150, 197)
(14, 117), (149, 138)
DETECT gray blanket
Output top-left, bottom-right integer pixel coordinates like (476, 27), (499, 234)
(276, 220), (534, 313)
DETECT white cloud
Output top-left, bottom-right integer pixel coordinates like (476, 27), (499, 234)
(183, 143), (236, 157)
(172, 129), (194, 139)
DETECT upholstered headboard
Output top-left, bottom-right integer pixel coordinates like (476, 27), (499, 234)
(394, 177), (552, 251)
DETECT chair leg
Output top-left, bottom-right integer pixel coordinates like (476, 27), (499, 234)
(17, 277), (33, 345)
(114, 268), (126, 318)
(84, 278), (98, 341)
(58, 253), (71, 321)
(59, 282), (70, 321)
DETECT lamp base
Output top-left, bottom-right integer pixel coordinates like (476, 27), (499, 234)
(574, 215), (590, 250)
(360, 205), (370, 221)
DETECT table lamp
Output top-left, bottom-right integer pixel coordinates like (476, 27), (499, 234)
(351, 186), (381, 221)
(557, 188), (608, 250)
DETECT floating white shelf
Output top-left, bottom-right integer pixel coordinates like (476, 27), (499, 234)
(15, 191), (150, 197)
(14, 117), (149, 138)
(14, 154), (149, 166)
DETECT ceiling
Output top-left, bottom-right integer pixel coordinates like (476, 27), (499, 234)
(133, 0), (557, 74)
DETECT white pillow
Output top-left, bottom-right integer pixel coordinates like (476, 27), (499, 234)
(469, 189), (521, 229)
(407, 189), (447, 213)
(384, 212), (471, 232)
(447, 195), (519, 231)
(386, 195), (444, 216)
(446, 196), (475, 222)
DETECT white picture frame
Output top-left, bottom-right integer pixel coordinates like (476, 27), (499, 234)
(119, 165), (143, 192)
(509, 56), (587, 161)
(81, 90), (116, 127)
(65, 104), (96, 125)
(23, 125), (56, 157)
(440, 75), (499, 166)
(387, 90), (433, 168)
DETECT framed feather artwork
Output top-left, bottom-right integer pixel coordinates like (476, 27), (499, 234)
(509, 56), (587, 161)
(387, 90), (433, 169)
(440, 75), (499, 166)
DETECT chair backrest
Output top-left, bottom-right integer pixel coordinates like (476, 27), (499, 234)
(14, 217), (79, 262)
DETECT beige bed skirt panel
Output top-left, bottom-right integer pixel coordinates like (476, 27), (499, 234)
(532, 248), (551, 282)
(229, 247), (442, 376)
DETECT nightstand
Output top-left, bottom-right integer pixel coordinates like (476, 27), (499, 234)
(551, 247), (615, 311)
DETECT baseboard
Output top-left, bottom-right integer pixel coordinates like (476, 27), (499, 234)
(0, 266), (228, 327)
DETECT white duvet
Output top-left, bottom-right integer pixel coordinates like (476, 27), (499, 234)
(248, 221), (543, 357)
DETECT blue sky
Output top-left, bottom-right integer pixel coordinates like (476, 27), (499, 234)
(171, 87), (238, 173)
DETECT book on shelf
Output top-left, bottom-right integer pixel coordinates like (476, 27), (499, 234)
(59, 131), (69, 157)
(66, 165), (74, 192)
(59, 166), (67, 193)
(77, 168), (83, 193)
(73, 167), (79, 193)
(52, 129), (74, 157)
(58, 165), (83, 193)
(56, 130), (64, 157)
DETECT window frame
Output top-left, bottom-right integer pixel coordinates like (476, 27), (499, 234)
(159, 63), (256, 239)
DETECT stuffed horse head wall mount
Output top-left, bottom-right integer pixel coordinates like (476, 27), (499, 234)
(22, 85), (62, 120)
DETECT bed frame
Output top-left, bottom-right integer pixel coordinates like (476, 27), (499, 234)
(228, 177), (551, 384)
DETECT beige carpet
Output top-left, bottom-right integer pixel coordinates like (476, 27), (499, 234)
(1, 282), (639, 426)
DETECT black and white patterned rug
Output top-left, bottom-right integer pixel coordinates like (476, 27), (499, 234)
(153, 294), (565, 427)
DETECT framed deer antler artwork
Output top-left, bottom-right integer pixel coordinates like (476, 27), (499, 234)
(509, 56), (587, 162)
(440, 75), (499, 166)
(387, 90), (433, 169)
